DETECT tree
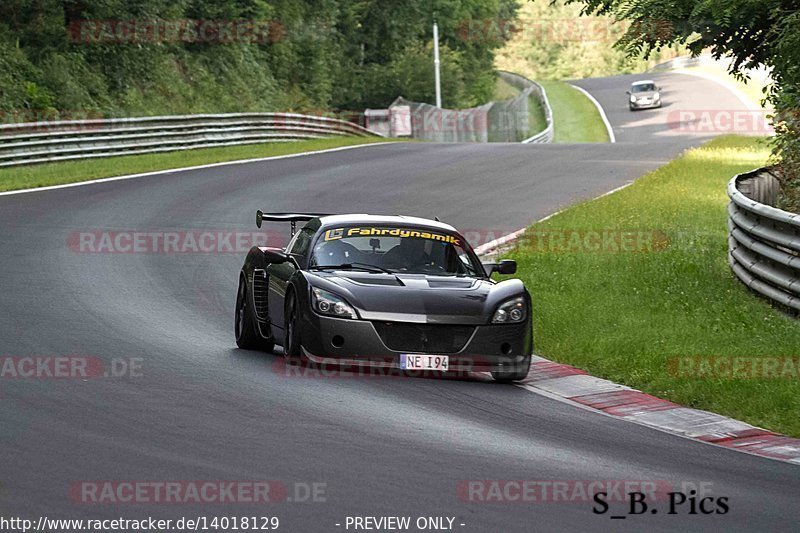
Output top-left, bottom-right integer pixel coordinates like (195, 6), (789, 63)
(0, 1), (520, 116)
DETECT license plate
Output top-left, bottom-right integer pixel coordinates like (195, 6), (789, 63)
(400, 354), (449, 371)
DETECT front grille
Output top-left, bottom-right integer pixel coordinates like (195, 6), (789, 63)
(372, 322), (474, 353)
(252, 269), (268, 320)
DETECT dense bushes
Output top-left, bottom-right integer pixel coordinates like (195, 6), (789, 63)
(0, 0), (518, 120)
(496, 0), (684, 80)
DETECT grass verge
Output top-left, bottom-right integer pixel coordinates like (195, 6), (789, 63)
(526, 94), (547, 140)
(539, 80), (609, 143)
(0, 137), (389, 193)
(494, 76), (519, 100)
(505, 135), (800, 437)
(494, 77), (548, 140)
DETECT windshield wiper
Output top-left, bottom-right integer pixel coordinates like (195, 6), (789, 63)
(311, 262), (396, 274)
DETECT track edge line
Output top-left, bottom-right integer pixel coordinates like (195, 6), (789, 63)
(0, 141), (398, 197)
(569, 83), (616, 143)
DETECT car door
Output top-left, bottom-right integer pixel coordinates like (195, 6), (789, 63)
(267, 226), (314, 330)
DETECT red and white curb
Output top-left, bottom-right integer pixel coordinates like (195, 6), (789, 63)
(516, 354), (800, 465)
(476, 202), (800, 466)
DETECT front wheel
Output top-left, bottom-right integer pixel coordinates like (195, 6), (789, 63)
(491, 355), (532, 383)
(283, 293), (306, 363)
(235, 276), (275, 352)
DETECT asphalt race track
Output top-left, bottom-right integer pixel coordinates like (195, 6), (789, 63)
(572, 71), (754, 143)
(1, 73), (797, 532)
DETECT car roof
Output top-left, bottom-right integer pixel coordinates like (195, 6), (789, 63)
(317, 214), (458, 233)
(631, 80), (656, 86)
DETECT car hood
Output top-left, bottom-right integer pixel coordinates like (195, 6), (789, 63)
(632, 90), (657, 98)
(305, 271), (527, 325)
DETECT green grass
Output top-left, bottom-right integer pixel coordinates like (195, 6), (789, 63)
(494, 77), (520, 101)
(526, 94), (547, 140)
(0, 137), (389, 192)
(539, 80), (610, 143)
(493, 77), (548, 140)
(505, 135), (800, 437)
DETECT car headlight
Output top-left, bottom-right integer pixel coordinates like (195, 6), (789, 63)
(311, 287), (358, 319)
(630, 94), (637, 103)
(492, 296), (527, 324)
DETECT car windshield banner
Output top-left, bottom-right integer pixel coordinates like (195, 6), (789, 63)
(323, 226), (461, 245)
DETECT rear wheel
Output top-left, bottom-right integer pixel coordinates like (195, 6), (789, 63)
(235, 275), (275, 352)
(491, 355), (532, 383)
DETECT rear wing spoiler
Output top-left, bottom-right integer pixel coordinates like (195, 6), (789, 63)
(256, 210), (332, 235)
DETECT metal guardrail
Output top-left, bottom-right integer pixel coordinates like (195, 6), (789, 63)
(383, 71), (553, 143)
(497, 71), (554, 144)
(0, 113), (380, 167)
(728, 168), (800, 312)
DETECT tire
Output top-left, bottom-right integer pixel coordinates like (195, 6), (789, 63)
(235, 275), (275, 352)
(491, 355), (532, 383)
(283, 291), (308, 365)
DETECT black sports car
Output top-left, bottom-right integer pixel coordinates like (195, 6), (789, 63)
(235, 212), (532, 382)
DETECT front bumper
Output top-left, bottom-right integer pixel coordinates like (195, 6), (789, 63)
(630, 99), (661, 109)
(299, 312), (532, 372)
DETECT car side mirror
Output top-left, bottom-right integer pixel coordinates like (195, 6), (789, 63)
(497, 259), (517, 275)
(484, 259), (517, 275)
(262, 248), (291, 264)
(625, 90), (630, 95)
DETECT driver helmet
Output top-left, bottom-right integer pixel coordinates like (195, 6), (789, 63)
(314, 240), (353, 265)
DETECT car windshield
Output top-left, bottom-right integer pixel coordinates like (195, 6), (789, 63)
(309, 226), (483, 276)
(632, 83), (656, 93)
